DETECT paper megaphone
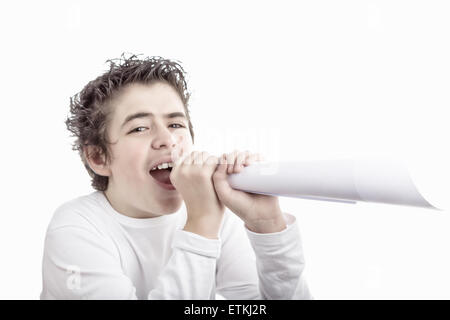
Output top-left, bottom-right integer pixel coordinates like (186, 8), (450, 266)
(226, 158), (437, 209)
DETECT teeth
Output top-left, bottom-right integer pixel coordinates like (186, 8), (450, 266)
(150, 162), (173, 171)
(159, 163), (169, 170)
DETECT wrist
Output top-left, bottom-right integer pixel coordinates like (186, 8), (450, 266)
(184, 211), (224, 239)
(183, 221), (219, 239)
(185, 197), (223, 216)
(244, 212), (286, 234)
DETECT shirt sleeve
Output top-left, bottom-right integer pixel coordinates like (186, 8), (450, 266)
(41, 225), (221, 300)
(215, 212), (313, 300)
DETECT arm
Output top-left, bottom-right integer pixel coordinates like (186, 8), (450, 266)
(41, 225), (220, 299)
(216, 211), (313, 300)
(212, 151), (313, 299)
(42, 151), (225, 300)
(245, 212), (313, 299)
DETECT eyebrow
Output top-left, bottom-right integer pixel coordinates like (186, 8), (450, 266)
(121, 111), (187, 128)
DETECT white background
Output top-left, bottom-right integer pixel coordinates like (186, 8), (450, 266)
(0, 0), (449, 299)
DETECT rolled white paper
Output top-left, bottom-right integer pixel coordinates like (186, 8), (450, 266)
(226, 158), (436, 209)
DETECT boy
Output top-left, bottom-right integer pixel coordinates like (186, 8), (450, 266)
(40, 54), (312, 299)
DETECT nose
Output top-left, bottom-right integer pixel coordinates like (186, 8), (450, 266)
(151, 123), (177, 150)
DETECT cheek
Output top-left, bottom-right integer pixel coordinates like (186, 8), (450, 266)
(112, 142), (147, 174)
(176, 133), (193, 155)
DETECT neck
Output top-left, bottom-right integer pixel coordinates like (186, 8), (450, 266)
(103, 182), (182, 219)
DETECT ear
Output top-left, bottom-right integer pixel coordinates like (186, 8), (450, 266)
(83, 145), (112, 177)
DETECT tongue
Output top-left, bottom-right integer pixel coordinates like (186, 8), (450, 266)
(150, 169), (172, 185)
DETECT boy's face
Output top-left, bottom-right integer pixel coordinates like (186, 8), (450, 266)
(104, 81), (193, 218)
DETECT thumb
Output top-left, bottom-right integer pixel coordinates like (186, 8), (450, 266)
(212, 154), (233, 202)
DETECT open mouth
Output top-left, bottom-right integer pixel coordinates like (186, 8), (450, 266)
(149, 167), (173, 184)
(149, 165), (175, 190)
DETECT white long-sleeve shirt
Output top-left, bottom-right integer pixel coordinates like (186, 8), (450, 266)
(40, 191), (312, 300)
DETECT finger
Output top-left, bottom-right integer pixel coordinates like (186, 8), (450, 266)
(200, 152), (211, 166)
(214, 153), (228, 176)
(212, 154), (234, 202)
(190, 151), (206, 167)
(226, 150), (239, 174)
(234, 150), (250, 173)
(205, 154), (219, 165)
(202, 152), (212, 167)
(244, 153), (263, 166)
(183, 151), (199, 166)
(172, 147), (186, 167)
(205, 155), (219, 171)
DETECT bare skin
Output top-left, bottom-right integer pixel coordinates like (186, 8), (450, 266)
(84, 81), (285, 239)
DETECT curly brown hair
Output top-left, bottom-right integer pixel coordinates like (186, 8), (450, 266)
(65, 53), (195, 191)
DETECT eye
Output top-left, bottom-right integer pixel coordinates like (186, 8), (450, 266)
(129, 127), (148, 134)
(169, 123), (185, 129)
(128, 124), (184, 134)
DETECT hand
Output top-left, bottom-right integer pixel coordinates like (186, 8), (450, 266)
(170, 150), (225, 239)
(212, 150), (286, 233)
